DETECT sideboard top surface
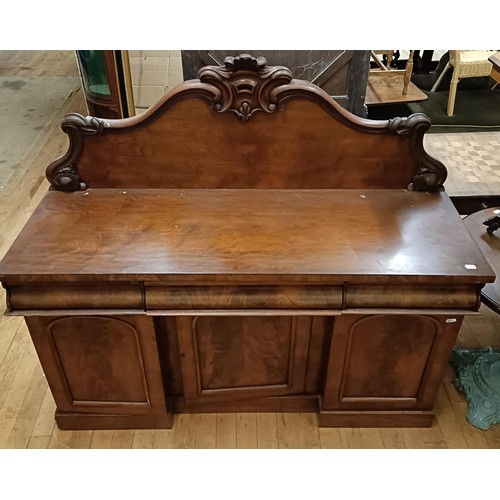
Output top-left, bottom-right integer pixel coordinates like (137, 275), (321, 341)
(0, 188), (493, 284)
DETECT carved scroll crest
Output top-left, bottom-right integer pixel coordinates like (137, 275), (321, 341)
(198, 54), (293, 122)
(388, 113), (447, 191)
(46, 113), (106, 191)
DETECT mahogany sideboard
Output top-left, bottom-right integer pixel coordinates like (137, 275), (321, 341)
(0, 54), (495, 430)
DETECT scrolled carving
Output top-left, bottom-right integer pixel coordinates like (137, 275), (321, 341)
(388, 113), (447, 191)
(46, 113), (106, 191)
(224, 54), (267, 73)
(198, 53), (293, 122)
(65, 113), (105, 135)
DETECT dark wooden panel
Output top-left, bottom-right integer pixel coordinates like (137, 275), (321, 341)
(341, 315), (437, 399)
(50, 316), (148, 403)
(0, 190), (494, 285)
(305, 316), (334, 394)
(196, 316), (292, 389)
(323, 314), (464, 411)
(76, 100), (416, 190)
(348, 51), (372, 117)
(177, 315), (311, 402)
(25, 315), (168, 416)
(416, 316), (463, 407)
(155, 316), (184, 397)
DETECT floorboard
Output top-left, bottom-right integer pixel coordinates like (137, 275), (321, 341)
(235, 413), (258, 449)
(216, 413), (237, 449)
(256, 413), (279, 449)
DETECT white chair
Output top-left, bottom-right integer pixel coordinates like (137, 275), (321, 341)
(430, 50), (496, 116)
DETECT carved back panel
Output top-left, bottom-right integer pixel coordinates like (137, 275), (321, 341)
(47, 54), (446, 192)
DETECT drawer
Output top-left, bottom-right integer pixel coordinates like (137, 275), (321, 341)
(345, 284), (480, 310)
(7, 284), (143, 310)
(145, 285), (343, 310)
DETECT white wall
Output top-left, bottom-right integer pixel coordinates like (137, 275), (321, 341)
(129, 50), (183, 110)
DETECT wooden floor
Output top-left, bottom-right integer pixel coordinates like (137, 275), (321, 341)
(1, 51), (500, 449)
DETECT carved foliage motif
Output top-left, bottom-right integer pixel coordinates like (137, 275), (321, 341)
(198, 54), (293, 122)
(45, 114), (106, 191)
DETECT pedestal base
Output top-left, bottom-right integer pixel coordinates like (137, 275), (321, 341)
(450, 346), (500, 430)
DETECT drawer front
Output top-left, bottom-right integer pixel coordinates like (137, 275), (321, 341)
(145, 285), (342, 310)
(345, 284), (479, 309)
(8, 284), (143, 310)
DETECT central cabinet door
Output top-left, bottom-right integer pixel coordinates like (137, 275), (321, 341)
(176, 315), (312, 403)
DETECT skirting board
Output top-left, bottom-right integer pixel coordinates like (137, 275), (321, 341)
(318, 410), (435, 428)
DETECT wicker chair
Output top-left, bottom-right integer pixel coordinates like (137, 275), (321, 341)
(430, 50), (496, 116)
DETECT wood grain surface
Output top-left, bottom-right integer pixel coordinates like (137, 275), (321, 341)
(176, 315), (311, 403)
(195, 316), (293, 389)
(0, 189), (493, 284)
(77, 99), (418, 190)
(25, 315), (168, 418)
(146, 285), (342, 309)
(8, 284), (142, 310)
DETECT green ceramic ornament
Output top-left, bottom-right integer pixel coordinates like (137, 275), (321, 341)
(450, 346), (500, 431)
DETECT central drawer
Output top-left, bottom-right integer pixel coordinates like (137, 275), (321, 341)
(145, 285), (343, 310)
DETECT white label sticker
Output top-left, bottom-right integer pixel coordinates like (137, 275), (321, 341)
(446, 318), (457, 323)
(465, 264), (477, 270)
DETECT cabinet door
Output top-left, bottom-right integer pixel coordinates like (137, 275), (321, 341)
(176, 315), (312, 403)
(25, 315), (167, 416)
(322, 314), (462, 411)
